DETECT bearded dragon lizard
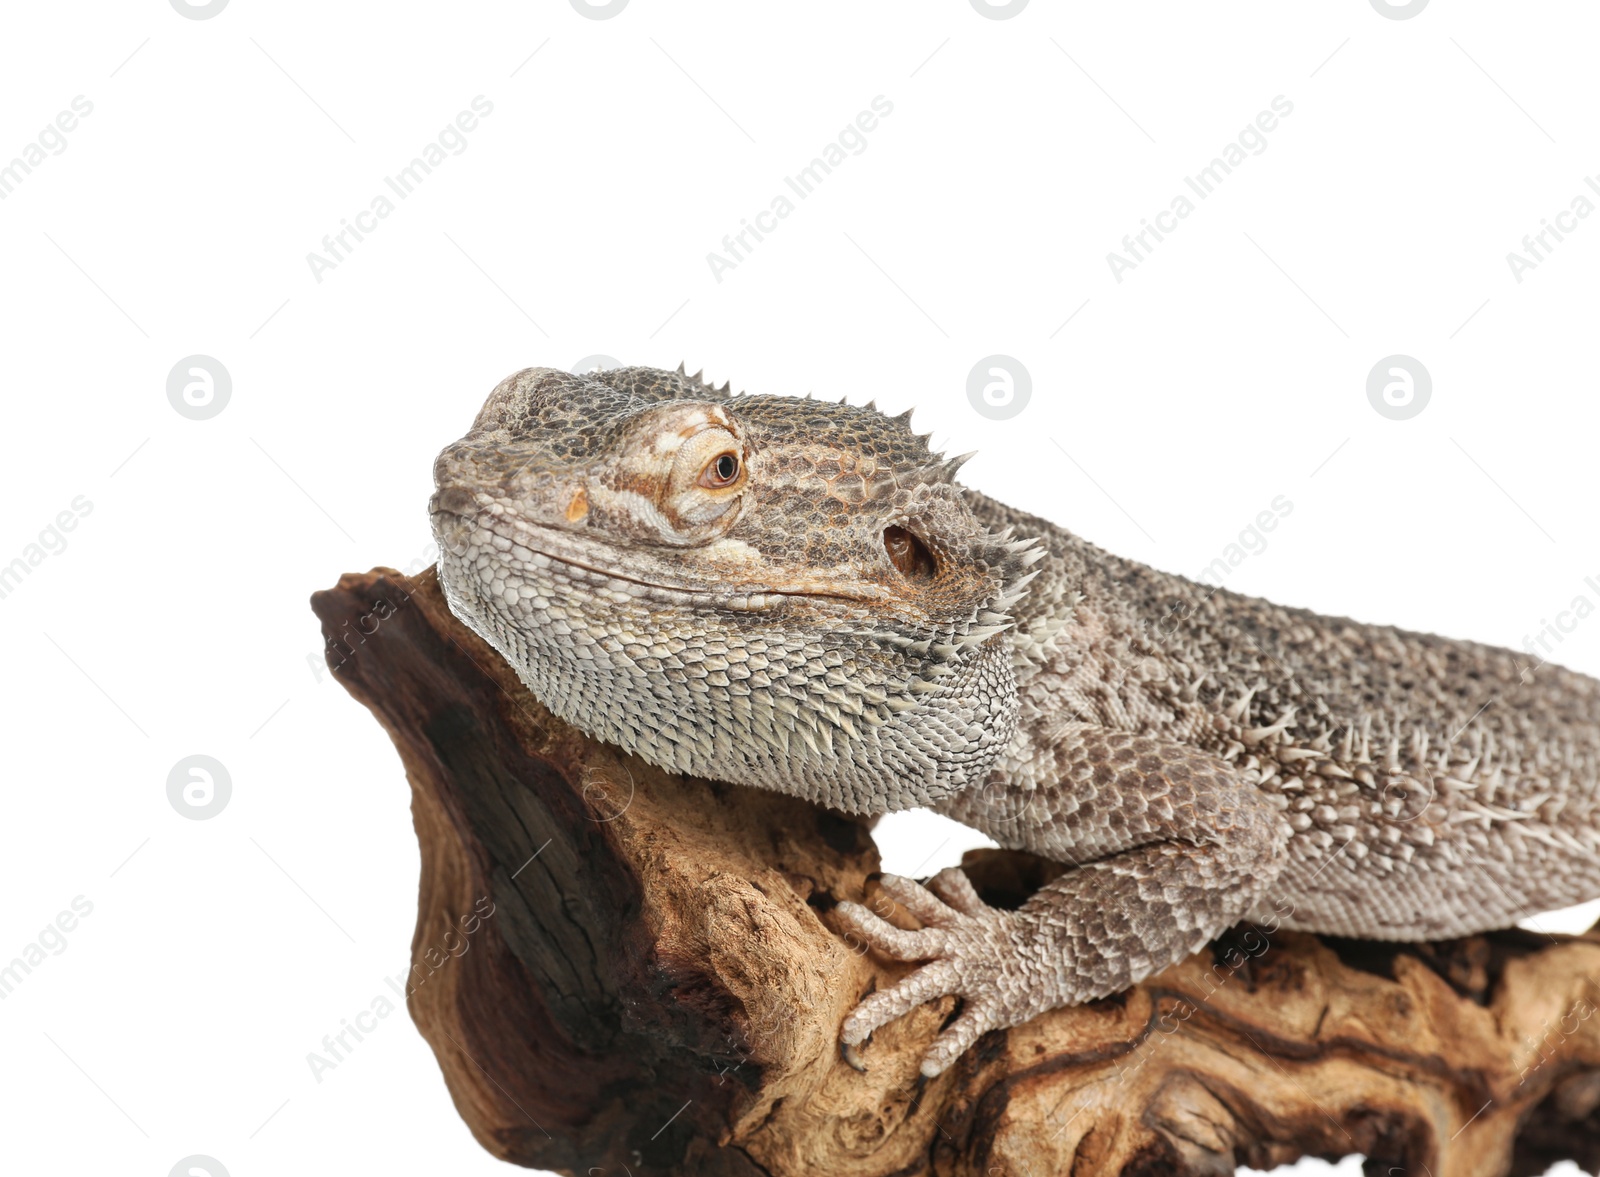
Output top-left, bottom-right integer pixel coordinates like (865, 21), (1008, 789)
(430, 364), (1600, 1077)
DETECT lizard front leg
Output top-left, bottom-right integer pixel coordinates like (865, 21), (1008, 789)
(835, 727), (1290, 1076)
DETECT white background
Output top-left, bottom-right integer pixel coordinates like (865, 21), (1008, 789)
(2, 1), (1597, 1174)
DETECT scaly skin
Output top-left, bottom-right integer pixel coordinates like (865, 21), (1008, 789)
(431, 365), (1600, 1077)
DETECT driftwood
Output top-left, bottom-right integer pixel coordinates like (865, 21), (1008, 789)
(311, 565), (1600, 1177)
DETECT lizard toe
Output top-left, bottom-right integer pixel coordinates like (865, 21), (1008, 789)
(835, 900), (949, 961)
(920, 996), (1003, 1077)
(924, 867), (989, 917)
(840, 958), (961, 1046)
(876, 872), (962, 927)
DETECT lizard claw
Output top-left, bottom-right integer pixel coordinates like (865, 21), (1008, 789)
(836, 870), (1045, 1077)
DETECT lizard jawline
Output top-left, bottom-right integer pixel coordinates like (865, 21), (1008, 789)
(456, 509), (887, 614)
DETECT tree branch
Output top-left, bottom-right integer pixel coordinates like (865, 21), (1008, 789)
(311, 566), (1600, 1177)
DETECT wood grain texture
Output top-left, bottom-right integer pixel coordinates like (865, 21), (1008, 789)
(311, 566), (1600, 1177)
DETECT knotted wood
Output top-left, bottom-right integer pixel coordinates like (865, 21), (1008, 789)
(311, 565), (1600, 1177)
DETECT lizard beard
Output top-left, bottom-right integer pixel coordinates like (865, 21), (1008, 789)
(432, 513), (1019, 815)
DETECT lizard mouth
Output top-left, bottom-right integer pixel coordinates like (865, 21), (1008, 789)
(430, 493), (891, 613)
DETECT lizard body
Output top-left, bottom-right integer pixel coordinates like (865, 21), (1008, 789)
(431, 364), (1600, 1076)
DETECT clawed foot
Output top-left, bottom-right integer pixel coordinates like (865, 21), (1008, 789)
(836, 868), (1049, 1077)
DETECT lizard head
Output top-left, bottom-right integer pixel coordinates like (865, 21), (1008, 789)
(431, 365), (1042, 813)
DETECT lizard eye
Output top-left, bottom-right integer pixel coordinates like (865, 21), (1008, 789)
(884, 525), (936, 582)
(699, 451), (741, 489)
